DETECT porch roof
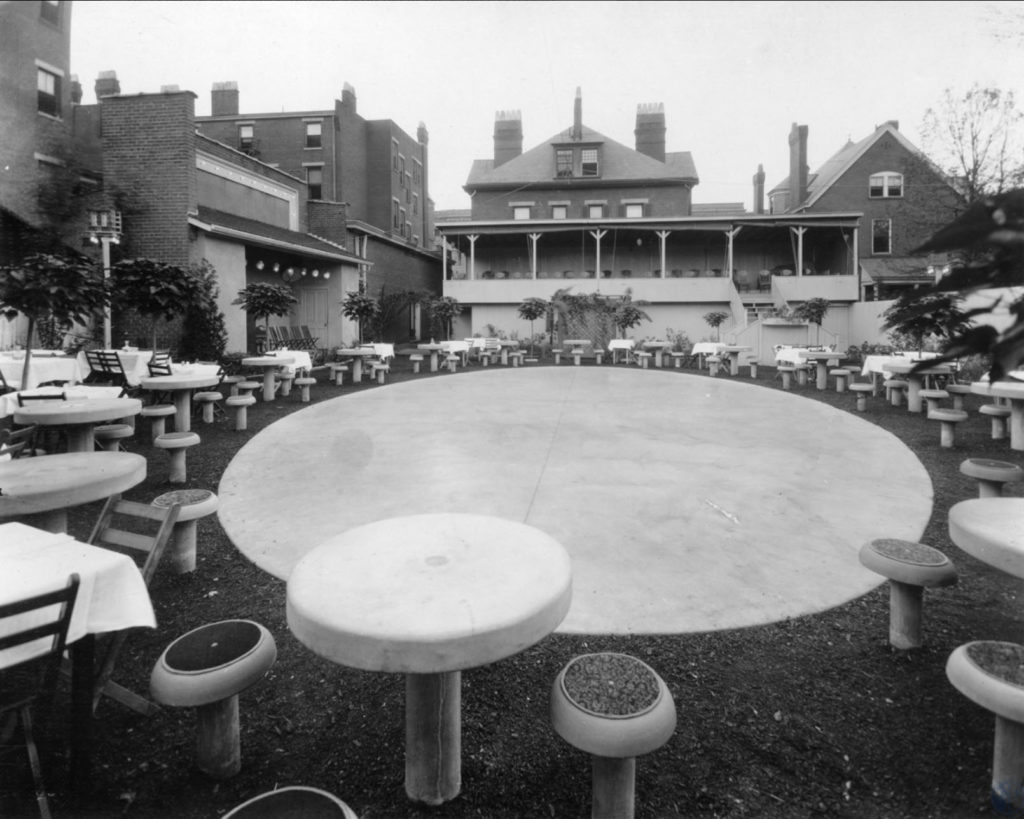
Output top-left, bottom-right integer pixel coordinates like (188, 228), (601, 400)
(860, 257), (931, 284)
(188, 206), (363, 264)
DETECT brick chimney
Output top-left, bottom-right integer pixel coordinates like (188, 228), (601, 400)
(878, 119), (899, 131)
(493, 109), (522, 168)
(635, 103), (666, 162)
(211, 81), (239, 116)
(753, 164), (765, 215)
(788, 123), (809, 211)
(341, 82), (357, 115)
(572, 87), (582, 141)
(70, 74), (82, 105)
(95, 70), (120, 100)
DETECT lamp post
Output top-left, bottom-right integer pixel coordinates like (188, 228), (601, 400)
(86, 210), (122, 348)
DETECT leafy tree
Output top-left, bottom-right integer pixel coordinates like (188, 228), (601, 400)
(425, 295), (463, 341)
(881, 292), (972, 353)
(0, 253), (109, 386)
(703, 310), (730, 342)
(340, 290), (380, 343)
(921, 84), (1024, 202)
(233, 282), (298, 346)
(902, 189), (1024, 381)
(517, 297), (548, 354)
(793, 298), (831, 343)
(371, 286), (420, 342)
(179, 260), (228, 362)
(611, 290), (652, 335)
(109, 258), (206, 354)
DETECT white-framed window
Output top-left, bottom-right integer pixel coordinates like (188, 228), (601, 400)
(513, 206), (531, 220)
(392, 199), (401, 229)
(869, 172), (903, 198)
(37, 67), (61, 118)
(306, 166), (323, 199)
(872, 218), (892, 254)
(581, 149), (599, 177)
(587, 204), (604, 219)
(556, 149), (573, 178)
(551, 205), (568, 220)
(624, 203), (644, 218)
(238, 124), (254, 151)
(305, 121), (322, 149)
(412, 192), (419, 215)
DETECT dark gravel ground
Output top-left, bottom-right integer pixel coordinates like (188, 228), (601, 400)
(3, 355), (1024, 819)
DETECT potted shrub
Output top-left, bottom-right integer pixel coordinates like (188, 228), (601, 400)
(110, 257), (205, 357)
(702, 311), (730, 341)
(340, 290), (380, 344)
(517, 297), (548, 356)
(233, 282), (298, 352)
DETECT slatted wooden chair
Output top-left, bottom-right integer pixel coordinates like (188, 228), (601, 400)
(82, 349), (107, 384)
(94, 350), (131, 390)
(82, 495), (182, 714)
(0, 425), (41, 459)
(0, 367), (19, 394)
(0, 574), (80, 819)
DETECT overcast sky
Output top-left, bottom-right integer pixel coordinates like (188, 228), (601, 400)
(69, 1), (1024, 212)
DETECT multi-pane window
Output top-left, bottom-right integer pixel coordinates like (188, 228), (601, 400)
(581, 149), (599, 177)
(551, 205), (567, 220)
(37, 68), (60, 117)
(624, 203), (644, 218)
(587, 204), (604, 219)
(413, 161), (422, 187)
(305, 121), (322, 149)
(238, 124), (254, 151)
(513, 207), (531, 221)
(556, 150), (573, 178)
(40, 1), (61, 25)
(872, 218), (892, 254)
(392, 199), (401, 229)
(869, 172), (903, 198)
(392, 141), (400, 171)
(412, 193), (419, 215)
(306, 167), (323, 199)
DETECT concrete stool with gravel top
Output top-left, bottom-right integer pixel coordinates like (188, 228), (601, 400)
(960, 458), (1024, 498)
(140, 403), (176, 442)
(929, 407), (969, 448)
(94, 422), (134, 451)
(223, 786), (358, 819)
(858, 538), (957, 649)
(152, 489), (219, 573)
(224, 394), (255, 430)
(150, 620), (277, 779)
(830, 368), (851, 393)
(884, 378), (908, 406)
(551, 652), (676, 819)
(946, 383), (972, 410)
(274, 370), (295, 397)
(980, 403), (1012, 440)
(329, 362), (349, 384)
(946, 641), (1024, 815)
(154, 431), (200, 483)
(777, 365), (795, 390)
(192, 389), (223, 424)
(919, 388), (950, 415)
(294, 374), (317, 401)
(849, 382), (873, 411)
(408, 355), (424, 374)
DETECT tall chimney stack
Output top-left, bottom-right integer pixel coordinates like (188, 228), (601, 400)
(94, 70), (120, 100)
(493, 110), (523, 168)
(211, 81), (239, 116)
(635, 102), (666, 162)
(572, 87), (582, 141)
(753, 164), (765, 215)
(788, 123), (809, 211)
(341, 82), (357, 114)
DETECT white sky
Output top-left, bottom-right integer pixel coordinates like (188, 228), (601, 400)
(69, 0), (1024, 212)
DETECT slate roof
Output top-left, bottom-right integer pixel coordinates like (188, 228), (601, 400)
(191, 206), (361, 262)
(466, 124), (697, 189)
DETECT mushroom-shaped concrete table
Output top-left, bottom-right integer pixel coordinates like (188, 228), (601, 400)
(551, 652), (676, 819)
(150, 619), (277, 779)
(946, 641), (1024, 814)
(140, 370), (222, 432)
(972, 380), (1024, 451)
(286, 513), (573, 805)
(858, 538), (958, 649)
(802, 351), (844, 390)
(239, 355), (293, 402)
(13, 396), (142, 452)
(949, 498), (1024, 580)
(883, 359), (952, 412)
(720, 345), (753, 376)
(0, 451), (146, 533)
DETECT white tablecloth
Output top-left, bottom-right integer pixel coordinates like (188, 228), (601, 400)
(860, 352), (940, 377)
(692, 342), (726, 357)
(1, 353), (84, 390)
(0, 522), (155, 667)
(269, 348), (315, 373)
(76, 350), (157, 387)
(0, 385), (126, 420)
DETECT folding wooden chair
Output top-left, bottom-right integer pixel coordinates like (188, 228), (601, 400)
(0, 574), (80, 819)
(0, 425), (41, 459)
(82, 350), (107, 384)
(0, 367), (18, 394)
(93, 351), (131, 390)
(147, 351), (173, 377)
(82, 496), (181, 714)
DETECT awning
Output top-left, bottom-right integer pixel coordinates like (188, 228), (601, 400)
(860, 257), (932, 285)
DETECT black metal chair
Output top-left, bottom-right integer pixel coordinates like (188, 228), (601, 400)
(0, 573), (80, 819)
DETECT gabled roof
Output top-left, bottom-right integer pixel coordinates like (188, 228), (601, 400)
(465, 124), (697, 189)
(190, 206), (363, 263)
(769, 123), (949, 210)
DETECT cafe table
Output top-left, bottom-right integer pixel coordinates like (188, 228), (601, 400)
(0, 385), (125, 420)
(13, 396), (142, 453)
(286, 513), (573, 806)
(972, 379), (1024, 451)
(336, 348), (380, 381)
(0, 451), (146, 533)
(139, 368), (221, 432)
(949, 497), (1024, 580)
(497, 339), (520, 366)
(802, 350), (845, 390)
(1, 351), (83, 390)
(641, 340), (673, 368)
(0, 521), (156, 793)
(607, 339), (636, 364)
(720, 345), (753, 376)
(240, 355), (295, 402)
(884, 360), (953, 413)
(691, 341), (726, 369)
(563, 339), (592, 366)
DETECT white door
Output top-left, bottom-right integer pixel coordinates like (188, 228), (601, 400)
(297, 287), (329, 351)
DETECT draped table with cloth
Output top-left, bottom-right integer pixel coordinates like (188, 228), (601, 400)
(0, 385), (125, 420)
(1, 351), (84, 390)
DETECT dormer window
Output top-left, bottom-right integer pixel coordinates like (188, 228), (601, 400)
(581, 149), (599, 177)
(869, 172), (903, 198)
(556, 150), (573, 178)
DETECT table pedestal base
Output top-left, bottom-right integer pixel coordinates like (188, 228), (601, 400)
(405, 671), (461, 805)
(22, 509), (68, 533)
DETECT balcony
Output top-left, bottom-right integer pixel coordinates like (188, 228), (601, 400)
(445, 275), (735, 304)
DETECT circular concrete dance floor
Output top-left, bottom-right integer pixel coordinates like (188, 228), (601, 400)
(219, 367), (933, 635)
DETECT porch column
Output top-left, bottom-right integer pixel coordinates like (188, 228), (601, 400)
(440, 237), (450, 280)
(529, 233), (541, 279)
(467, 234), (478, 281)
(852, 226), (859, 278)
(725, 226), (742, 279)
(791, 226), (807, 276)
(590, 229), (607, 280)
(657, 231), (670, 278)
